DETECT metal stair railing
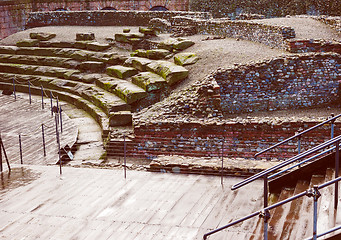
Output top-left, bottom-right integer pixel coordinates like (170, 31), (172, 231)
(228, 135), (341, 240)
(204, 176), (341, 240)
(205, 114), (341, 240)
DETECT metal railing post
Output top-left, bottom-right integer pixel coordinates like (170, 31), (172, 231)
(59, 106), (63, 133)
(55, 114), (62, 175)
(19, 134), (23, 164)
(41, 86), (44, 109)
(264, 174), (269, 240)
(50, 92), (53, 116)
(42, 124), (46, 157)
(13, 79), (16, 101)
(28, 81), (31, 104)
(331, 113), (335, 139)
(298, 135), (301, 154)
(124, 134), (127, 179)
(221, 139), (224, 186)
(0, 133), (2, 172)
(335, 140), (339, 210)
(312, 186), (321, 240)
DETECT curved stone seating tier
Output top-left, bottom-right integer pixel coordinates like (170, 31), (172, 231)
(0, 54), (81, 69)
(0, 72), (129, 116)
(0, 81), (110, 138)
(95, 76), (147, 105)
(0, 46), (117, 63)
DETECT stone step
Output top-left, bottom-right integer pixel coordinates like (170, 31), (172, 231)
(317, 168), (335, 235)
(279, 179), (310, 239)
(0, 46), (117, 63)
(0, 81), (110, 139)
(0, 62), (81, 80)
(0, 54), (81, 69)
(289, 175), (325, 239)
(0, 72), (129, 117)
(146, 60), (189, 85)
(267, 187), (295, 240)
(95, 76), (147, 104)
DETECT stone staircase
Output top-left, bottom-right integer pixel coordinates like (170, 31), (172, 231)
(248, 152), (341, 240)
(0, 30), (194, 161)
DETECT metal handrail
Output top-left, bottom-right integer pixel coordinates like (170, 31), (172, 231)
(204, 175), (341, 240)
(255, 113), (341, 158)
(232, 135), (341, 190)
(268, 146), (336, 180)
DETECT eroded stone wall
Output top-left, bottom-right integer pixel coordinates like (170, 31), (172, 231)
(214, 53), (341, 114)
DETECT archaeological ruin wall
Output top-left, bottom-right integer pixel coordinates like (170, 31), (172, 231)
(26, 10), (211, 28)
(215, 53), (341, 114)
(0, 0), (192, 39)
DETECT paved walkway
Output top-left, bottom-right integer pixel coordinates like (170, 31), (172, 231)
(0, 93), (77, 166)
(0, 164), (264, 240)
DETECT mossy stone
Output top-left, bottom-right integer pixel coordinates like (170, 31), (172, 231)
(131, 49), (147, 58)
(139, 27), (157, 36)
(146, 49), (171, 60)
(173, 38), (195, 50)
(132, 72), (167, 92)
(131, 57), (153, 71)
(106, 65), (138, 79)
(16, 39), (40, 47)
(86, 42), (111, 51)
(174, 52), (199, 66)
(146, 60), (189, 85)
(30, 32), (56, 41)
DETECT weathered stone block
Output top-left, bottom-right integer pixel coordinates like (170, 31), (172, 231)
(131, 49), (149, 58)
(146, 60), (189, 85)
(132, 57), (153, 71)
(106, 65), (138, 79)
(76, 32), (95, 41)
(132, 72), (167, 92)
(174, 52), (199, 66)
(30, 32), (56, 41)
(109, 111), (132, 126)
(16, 39), (40, 47)
(146, 49), (171, 60)
(79, 61), (105, 72)
(86, 42), (111, 51)
(139, 27), (157, 36)
(173, 38), (195, 50)
(107, 55), (128, 65)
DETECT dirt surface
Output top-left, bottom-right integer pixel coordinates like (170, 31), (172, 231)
(250, 16), (341, 40)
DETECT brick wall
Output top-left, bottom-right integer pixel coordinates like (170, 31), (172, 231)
(109, 120), (341, 160)
(287, 39), (341, 54)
